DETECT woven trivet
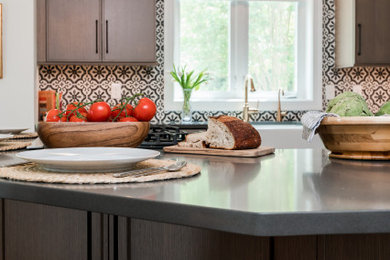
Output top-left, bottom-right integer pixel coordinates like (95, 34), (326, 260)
(0, 159), (201, 184)
(11, 132), (38, 139)
(0, 141), (32, 152)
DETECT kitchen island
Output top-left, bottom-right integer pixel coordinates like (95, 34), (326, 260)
(0, 149), (389, 259)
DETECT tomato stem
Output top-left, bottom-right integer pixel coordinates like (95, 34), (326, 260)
(55, 92), (60, 110)
(58, 100), (99, 121)
(113, 93), (144, 122)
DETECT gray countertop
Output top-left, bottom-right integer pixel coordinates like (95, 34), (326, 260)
(0, 149), (390, 236)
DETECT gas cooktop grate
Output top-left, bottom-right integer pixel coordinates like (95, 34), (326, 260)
(139, 125), (188, 149)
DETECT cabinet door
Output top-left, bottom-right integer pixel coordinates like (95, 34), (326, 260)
(103, 0), (156, 62)
(318, 234), (390, 260)
(4, 200), (88, 260)
(0, 199), (3, 260)
(47, 0), (101, 62)
(117, 218), (269, 260)
(355, 0), (390, 65)
(37, 0), (46, 63)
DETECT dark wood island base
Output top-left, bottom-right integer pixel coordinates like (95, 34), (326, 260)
(1, 199), (389, 260)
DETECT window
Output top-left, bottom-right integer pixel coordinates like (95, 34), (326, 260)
(164, 0), (322, 111)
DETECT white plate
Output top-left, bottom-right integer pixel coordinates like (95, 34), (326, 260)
(0, 128), (28, 134)
(16, 147), (160, 173)
(0, 134), (13, 141)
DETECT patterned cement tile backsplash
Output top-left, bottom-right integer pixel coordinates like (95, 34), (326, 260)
(38, 0), (390, 124)
(323, 0), (390, 113)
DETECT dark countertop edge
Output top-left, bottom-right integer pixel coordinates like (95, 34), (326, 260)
(1, 180), (390, 237)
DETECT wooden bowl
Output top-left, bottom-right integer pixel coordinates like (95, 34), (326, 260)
(317, 117), (390, 160)
(38, 122), (150, 148)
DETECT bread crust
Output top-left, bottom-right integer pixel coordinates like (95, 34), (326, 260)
(208, 116), (261, 150)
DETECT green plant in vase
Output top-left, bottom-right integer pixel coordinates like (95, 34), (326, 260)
(170, 65), (209, 123)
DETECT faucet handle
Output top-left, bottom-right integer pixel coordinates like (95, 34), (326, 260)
(277, 89), (285, 122)
(250, 77), (256, 92)
(278, 88), (285, 98)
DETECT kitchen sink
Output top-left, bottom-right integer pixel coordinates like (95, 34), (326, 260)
(252, 123), (323, 149)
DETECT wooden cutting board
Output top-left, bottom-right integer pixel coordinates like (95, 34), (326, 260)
(163, 145), (275, 158)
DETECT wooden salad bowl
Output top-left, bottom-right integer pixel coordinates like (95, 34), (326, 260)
(317, 117), (390, 160)
(38, 122), (150, 148)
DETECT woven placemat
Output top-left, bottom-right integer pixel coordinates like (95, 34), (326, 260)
(11, 132), (38, 139)
(0, 141), (32, 152)
(0, 159), (201, 184)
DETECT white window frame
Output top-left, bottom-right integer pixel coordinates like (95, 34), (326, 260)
(164, 0), (322, 112)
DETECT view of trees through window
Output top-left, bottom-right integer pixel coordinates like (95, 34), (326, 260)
(179, 0), (229, 91)
(249, 2), (297, 93)
(179, 0), (297, 94)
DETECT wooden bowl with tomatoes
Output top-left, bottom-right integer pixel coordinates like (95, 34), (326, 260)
(39, 97), (156, 148)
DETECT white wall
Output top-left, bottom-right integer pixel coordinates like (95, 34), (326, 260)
(0, 0), (36, 129)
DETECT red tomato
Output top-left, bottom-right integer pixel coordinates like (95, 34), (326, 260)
(111, 104), (134, 121)
(118, 117), (139, 122)
(133, 98), (156, 121)
(69, 112), (88, 122)
(66, 102), (87, 117)
(69, 116), (87, 122)
(87, 102), (111, 122)
(45, 109), (64, 122)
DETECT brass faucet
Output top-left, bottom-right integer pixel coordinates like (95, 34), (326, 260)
(242, 75), (258, 123)
(276, 89), (286, 122)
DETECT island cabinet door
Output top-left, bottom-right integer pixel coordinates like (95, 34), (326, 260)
(3, 200), (89, 260)
(115, 217), (270, 260)
(0, 199), (3, 260)
(46, 0), (101, 62)
(102, 0), (156, 63)
(318, 234), (390, 260)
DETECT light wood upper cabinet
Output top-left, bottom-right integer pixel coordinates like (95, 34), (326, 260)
(103, 0), (156, 62)
(38, 0), (156, 64)
(336, 0), (390, 67)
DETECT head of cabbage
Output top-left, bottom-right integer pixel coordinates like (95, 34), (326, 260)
(376, 101), (390, 116)
(326, 91), (373, 116)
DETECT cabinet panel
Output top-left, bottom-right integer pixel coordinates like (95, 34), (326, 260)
(355, 0), (390, 64)
(4, 200), (88, 260)
(274, 236), (317, 260)
(125, 218), (269, 260)
(47, 0), (101, 62)
(37, 0), (46, 63)
(91, 212), (110, 260)
(103, 0), (156, 62)
(318, 234), (390, 260)
(0, 199), (3, 260)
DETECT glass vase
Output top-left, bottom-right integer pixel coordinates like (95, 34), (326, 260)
(181, 88), (193, 124)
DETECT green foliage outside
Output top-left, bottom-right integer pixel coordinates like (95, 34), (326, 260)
(179, 0), (297, 93)
(180, 0), (229, 91)
(249, 2), (297, 92)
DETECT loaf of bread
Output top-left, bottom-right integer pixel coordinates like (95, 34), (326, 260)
(178, 116), (261, 150)
(207, 116), (261, 150)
